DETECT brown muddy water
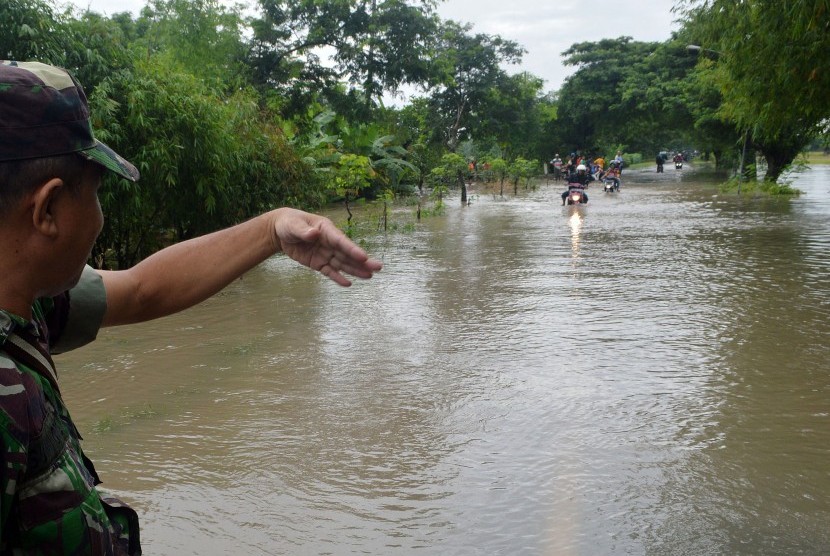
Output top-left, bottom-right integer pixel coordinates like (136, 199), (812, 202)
(57, 164), (830, 555)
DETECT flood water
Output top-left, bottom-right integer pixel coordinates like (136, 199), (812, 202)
(57, 164), (830, 555)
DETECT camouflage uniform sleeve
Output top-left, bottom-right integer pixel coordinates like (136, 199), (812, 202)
(50, 265), (107, 355)
(0, 355), (30, 549)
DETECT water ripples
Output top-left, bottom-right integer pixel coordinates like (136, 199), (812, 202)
(55, 166), (830, 554)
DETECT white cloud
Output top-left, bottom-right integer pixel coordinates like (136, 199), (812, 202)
(435, 0), (679, 91)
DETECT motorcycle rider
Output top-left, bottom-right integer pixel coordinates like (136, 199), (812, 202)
(601, 160), (622, 190)
(614, 151), (624, 175)
(564, 153), (577, 176)
(561, 164), (592, 205)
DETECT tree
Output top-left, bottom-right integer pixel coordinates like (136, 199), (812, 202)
(394, 97), (446, 192)
(433, 152), (469, 203)
(678, 0), (830, 181)
(555, 37), (660, 155)
(333, 0), (439, 105)
(248, 0), (438, 115)
(2, 0), (131, 90)
(90, 54), (315, 267)
(615, 41), (700, 155)
(484, 156), (508, 197)
(332, 153), (375, 228)
(0, 0), (67, 61)
(422, 20), (525, 152)
(508, 156), (538, 195)
(136, 0), (250, 91)
(61, 10), (135, 91)
(478, 71), (549, 161)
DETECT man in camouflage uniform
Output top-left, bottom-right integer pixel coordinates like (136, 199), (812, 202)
(0, 61), (382, 554)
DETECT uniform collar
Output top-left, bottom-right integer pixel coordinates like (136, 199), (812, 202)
(0, 309), (37, 345)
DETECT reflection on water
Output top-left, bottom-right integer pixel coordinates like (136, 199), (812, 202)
(57, 164), (830, 555)
(569, 209), (584, 261)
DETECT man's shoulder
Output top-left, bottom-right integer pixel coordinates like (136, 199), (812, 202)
(0, 350), (49, 448)
(0, 350), (49, 400)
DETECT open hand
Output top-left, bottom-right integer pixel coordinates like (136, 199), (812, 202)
(272, 208), (383, 286)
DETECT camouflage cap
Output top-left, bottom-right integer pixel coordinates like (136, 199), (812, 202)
(0, 60), (139, 182)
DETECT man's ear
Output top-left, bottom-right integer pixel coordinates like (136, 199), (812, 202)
(31, 178), (65, 238)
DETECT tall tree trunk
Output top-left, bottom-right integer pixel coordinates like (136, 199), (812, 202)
(756, 135), (805, 183)
(364, 0), (378, 109)
(345, 192), (353, 225)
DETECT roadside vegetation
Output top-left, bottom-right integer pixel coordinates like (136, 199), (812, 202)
(3, 0), (827, 266)
(804, 152), (830, 165)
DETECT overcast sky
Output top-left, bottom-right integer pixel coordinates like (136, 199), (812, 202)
(66, 0), (682, 93)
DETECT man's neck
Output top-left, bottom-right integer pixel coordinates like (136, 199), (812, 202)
(0, 288), (34, 320)
(0, 257), (36, 320)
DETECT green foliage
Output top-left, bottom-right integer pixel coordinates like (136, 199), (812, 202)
(1, 0), (133, 88)
(419, 20), (525, 152)
(555, 37), (668, 154)
(249, 0), (438, 114)
(438, 153), (468, 180)
(677, 49), (742, 170)
(426, 152), (470, 205)
(91, 54), (314, 267)
(284, 109), (343, 174)
(487, 157), (508, 183)
(0, 0), (67, 61)
(394, 97), (451, 189)
(339, 122), (417, 191)
(477, 72), (549, 160)
(719, 175), (802, 196)
(333, 154), (375, 198)
(614, 41), (701, 153)
(682, 0), (830, 138)
(508, 156), (539, 192)
(285, 110), (418, 199)
(368, 134), (419, 194)
(679, 0), (830, 180)
(137, 0), (250, 91)
(427, 166), (450, 190)
(62, 11), (135, 89)
(623, 153), (643, 165)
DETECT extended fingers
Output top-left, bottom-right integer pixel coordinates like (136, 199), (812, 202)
(320, 263), (352, 287)
(318, 251), (382, 285)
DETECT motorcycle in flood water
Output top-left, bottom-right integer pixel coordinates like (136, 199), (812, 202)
(603, 177), (620, 193)
(675, 161), (683, 170)
(564, 184), (588, 205)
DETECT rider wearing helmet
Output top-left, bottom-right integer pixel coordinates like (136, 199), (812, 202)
(561, 164), (593, 204)
(571, 164), (593, 185)
(601, 160), (622, 190)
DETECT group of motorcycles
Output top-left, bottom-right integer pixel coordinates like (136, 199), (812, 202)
(561, 155), (686, 206)
(561, 169), (620, 206)
(563, 177), (619, 205)
(567, 180), (621, 204)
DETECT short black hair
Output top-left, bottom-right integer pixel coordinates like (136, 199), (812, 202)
(0, 154), (94, 216)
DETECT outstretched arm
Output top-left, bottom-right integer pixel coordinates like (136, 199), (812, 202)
(97, 208), (382, 326)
